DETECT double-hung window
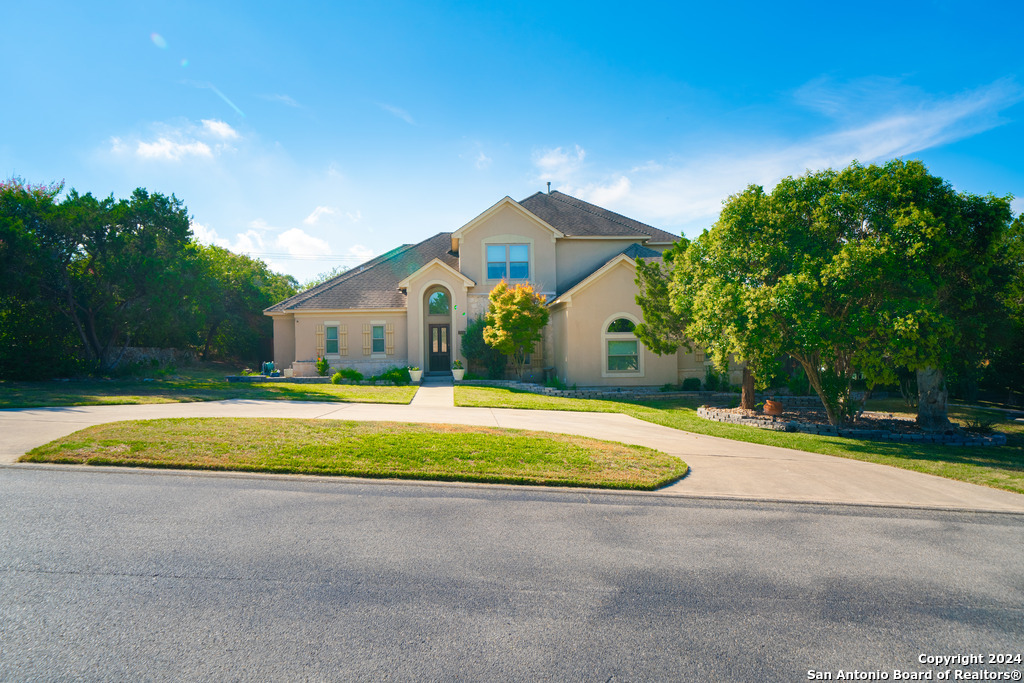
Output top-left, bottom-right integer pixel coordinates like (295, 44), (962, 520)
(325, 326), (339, 355)
(371, 325), (385, 354)
(486, 244), (529, 280)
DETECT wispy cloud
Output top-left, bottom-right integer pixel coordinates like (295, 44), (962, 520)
(134, 137), (212, 161)
(475, 151), (492, 170)
(201, 119), (239, 139)
(110, 118), (242, 163)
(262, 93), (301, 107)
(379, 103), (415, 125)
(542, 79), (1024, 233)
(533, 145), (586, 181)
(303, 205), (337, 225)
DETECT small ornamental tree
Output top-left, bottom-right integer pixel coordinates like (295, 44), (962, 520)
(483, 281), (549, 380)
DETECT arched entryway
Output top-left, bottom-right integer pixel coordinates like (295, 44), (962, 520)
(424, 285), (454, 374)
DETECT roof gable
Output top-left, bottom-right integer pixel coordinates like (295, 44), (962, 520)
(265, 233), (457, 313)
(552, 242), (662, 303)
(450, 196), (564, 249)
(398, 258), (476, 289)
(519, 191), (678, 243)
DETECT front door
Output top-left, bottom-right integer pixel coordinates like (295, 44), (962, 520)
(428, 324), (450, 372)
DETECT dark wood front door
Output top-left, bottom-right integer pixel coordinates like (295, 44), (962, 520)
(428, 324), (450, 372)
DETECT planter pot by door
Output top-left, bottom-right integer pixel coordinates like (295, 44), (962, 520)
(452, 368), (465, 381)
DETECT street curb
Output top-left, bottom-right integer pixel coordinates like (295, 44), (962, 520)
(4, 462), (1024, 517)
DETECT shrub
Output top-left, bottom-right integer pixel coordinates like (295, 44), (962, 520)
(704, 367), (721, 392)
(546, 375), (567, 390)
(462, 316), (506, 379)
(372, 366), (411, 385)
(787, 366), (811, 396)
(315, 356), (330, 376)
(681, 377), (702, 391)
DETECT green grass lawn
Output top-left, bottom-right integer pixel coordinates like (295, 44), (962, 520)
(0, 367), (417, 408)
(455, 386), (1024, 495)
(21, 418), (688, 490)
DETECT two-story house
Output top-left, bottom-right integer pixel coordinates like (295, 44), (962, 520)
(264, 190), (722, 386)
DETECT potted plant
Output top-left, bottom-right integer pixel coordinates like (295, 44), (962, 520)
(764, 396), (784, 416)
(451, 359), (465, 381)
(408, 366), (422, 383)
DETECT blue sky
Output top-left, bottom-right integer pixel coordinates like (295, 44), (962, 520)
(3, 0), (1023, 283)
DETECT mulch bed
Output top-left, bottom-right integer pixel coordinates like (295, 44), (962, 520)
(715, 406), (948, 435)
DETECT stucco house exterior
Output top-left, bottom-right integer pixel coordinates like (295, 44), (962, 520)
(265, 190), (733, 386)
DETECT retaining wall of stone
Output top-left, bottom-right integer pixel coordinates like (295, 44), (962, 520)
(697, 406), (1006, 446)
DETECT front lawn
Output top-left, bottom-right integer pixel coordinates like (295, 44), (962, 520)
(455, 386), (1024, 495)
(0, 370), (417, 408)
(21, 418), (688, 491)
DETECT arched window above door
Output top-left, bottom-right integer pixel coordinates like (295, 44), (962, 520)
(428, 291), (450, 316)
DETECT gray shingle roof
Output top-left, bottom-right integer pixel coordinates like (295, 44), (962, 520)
(264, 232), (457, 312)
(519, 191), (678, 243)
(555, 242), (664, 298)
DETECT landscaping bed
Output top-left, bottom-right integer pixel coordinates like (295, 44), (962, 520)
(697, 405), (1007, 446)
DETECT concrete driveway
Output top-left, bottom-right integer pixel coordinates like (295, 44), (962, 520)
(2, 398), (1023, 512)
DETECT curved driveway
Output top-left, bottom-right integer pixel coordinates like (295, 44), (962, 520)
(2, 398), (1023, 512)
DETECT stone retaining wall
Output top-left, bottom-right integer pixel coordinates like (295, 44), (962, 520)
(225, 376), (402, 386)
(697, 406), (1006, 446)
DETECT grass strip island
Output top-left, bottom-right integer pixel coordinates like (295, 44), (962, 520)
(21, 417), (688, 491)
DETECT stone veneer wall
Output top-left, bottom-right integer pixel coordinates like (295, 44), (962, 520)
(697, 406), (1006, 446)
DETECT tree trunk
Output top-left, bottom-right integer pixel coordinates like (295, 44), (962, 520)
(916, 367), (950, 432)
(740, 366), (755, 410)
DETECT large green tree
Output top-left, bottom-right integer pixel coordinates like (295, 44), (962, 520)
(483, 281), (549, 381)
(641, 160), (1012, 427)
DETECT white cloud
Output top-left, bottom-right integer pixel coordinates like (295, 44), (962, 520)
(345, 244), (375, 264)
(534, 145), (586, 181)
(276, 227), (331, 258)
(346, 210), (362, 223)
(201, 119), (239, 139)
(542, 79), (1024, 234)
(109, 118), (244, 162)
(380, 103), (415, 125)
(136, 137), (212, 161)
(303, 205), (338, 225)
(475, 151), (492, 170)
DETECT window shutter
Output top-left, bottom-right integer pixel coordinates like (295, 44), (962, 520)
(363, 324), (372, 356)
(385, 322), (394, 355)
(315, 324), (325, 357)
(338, 325), (348, 356)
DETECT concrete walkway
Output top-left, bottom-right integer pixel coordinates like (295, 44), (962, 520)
(409, 374), (454, 408)
(2, 396), (1023, 512)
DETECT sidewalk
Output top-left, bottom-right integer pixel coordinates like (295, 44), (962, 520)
(2, 395), (1023, 512)
(409, 374), (455, 408)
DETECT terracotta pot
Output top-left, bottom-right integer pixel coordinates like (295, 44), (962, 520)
(764, 399), (784, 416)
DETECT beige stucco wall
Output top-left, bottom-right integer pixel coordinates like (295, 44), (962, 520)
(554, 238), (644, 294)
(271, 314), (296, 370)
(458, 203), (558, 297)
(400, 262), (471, 370)
(551, 260), (679, 387)
(288, 310), (408, 376)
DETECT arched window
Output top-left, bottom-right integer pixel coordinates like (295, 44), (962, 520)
(607, 318), (635, 333)
(428, 291), (450, 316)
(603, 315), (642, 376)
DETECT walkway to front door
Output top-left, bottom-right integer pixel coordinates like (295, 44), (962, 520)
(428, 324), (450, 373)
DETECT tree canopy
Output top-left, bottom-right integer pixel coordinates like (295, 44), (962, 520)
(0, 178), (298, 378)
(636, 160), (1014, 426)
(483, 281), (549, 380)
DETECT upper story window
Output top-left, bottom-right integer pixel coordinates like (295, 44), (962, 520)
(487, 244), (529, 280)
(428, 291), (450, 315)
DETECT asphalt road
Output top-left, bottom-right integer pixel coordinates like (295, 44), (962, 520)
(2, 466), (1023, 682)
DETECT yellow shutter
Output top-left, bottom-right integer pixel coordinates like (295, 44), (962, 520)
(338, 325), (348, 356)
(385, 322), (394, 355)
(363, 324), (371, 356)
(315, 324), (325, 357)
